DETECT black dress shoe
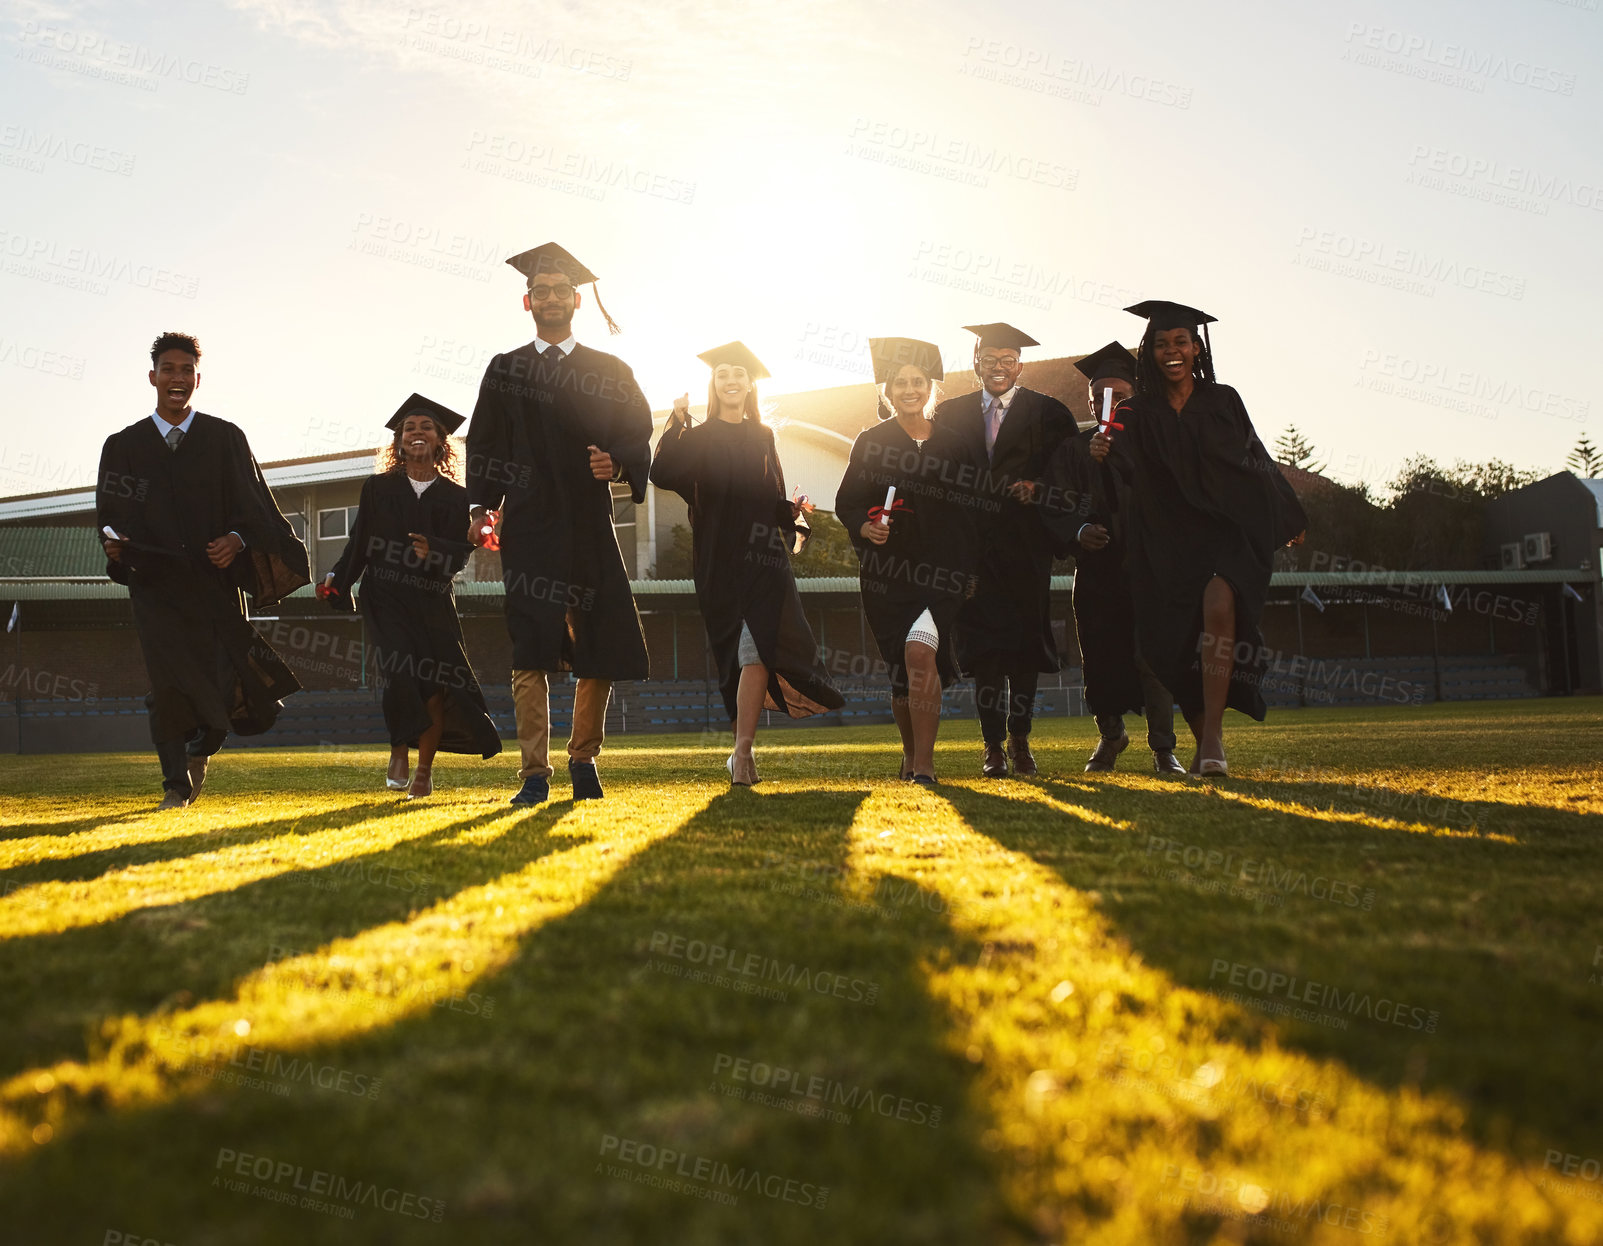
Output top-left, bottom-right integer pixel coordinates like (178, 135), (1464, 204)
(1152, 750), (1187, 776)
(1085, 732), (1129, 772)
(910, 773), (938, 787)
(982, 743), (1009, 778)
(186, 755), (209, 805)
(569, 759), (603, 801)
(1007, 733), (1038, 777)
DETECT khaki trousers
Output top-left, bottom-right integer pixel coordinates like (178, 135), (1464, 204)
(511, 669), (611, 780)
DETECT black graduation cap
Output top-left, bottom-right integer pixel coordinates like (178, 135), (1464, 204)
(868, 337), (944, 383)
(697, 340), (770, 381)
(963, 323), (1039, 351)
(385, 393), (465, 436)
(1124, 300), (1216, 331)
(504, 241), (620, 334)
(1073, 341), (1136, 385)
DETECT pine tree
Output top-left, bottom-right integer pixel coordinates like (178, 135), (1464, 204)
(1566, 434), (1602, 478)
(1274, 425), (1325, 473)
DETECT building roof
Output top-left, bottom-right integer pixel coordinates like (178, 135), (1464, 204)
(0, 526), (106, 578)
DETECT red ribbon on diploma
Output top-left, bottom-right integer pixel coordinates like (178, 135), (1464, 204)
(476, 509), (501, 552)
(315, 581), (339, 601)
(867, 498), (911, 524)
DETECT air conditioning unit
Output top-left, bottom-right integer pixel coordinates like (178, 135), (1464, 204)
(1523, 532), (1553, 563)
(1500, 542), (1525, 571)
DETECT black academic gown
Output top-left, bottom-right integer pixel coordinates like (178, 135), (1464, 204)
(932, 387), (1077, 674)
(465, 340), (651, 678)
(1042, 430), (1144, 718)
(834, 414), (984, 691)
(95, 412), (309, 745)
(326, 472), (502, 758)
(1113, 381), (1308, 720)
(650, 416), (843, 721)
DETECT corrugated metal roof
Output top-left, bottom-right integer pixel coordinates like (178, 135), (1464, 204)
(0, 526), (107, 578)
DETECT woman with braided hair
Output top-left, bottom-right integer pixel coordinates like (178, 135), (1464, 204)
(1090, 301), (1306, 776)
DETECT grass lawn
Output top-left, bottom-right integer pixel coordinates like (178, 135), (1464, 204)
(1, 697), (1601, 1244)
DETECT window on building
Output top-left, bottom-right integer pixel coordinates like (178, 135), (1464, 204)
(317, 506), (360, 540)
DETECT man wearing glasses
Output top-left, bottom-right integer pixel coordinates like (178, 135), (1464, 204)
(465, 242), (653, 804)
(934, 324), (1077, 778)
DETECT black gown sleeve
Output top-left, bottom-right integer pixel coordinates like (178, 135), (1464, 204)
(606, 363), (653, 505)
(648, 420), (701, 500)
(427, 482), (473, 576)
(94, 433), (135, 585)
(834, 431), (877, 554)
(221, 422), (310, 609)
(466, 359), (511, 513)
(1233, 390), (1309, 546)
(766, 428), (804, 554)
(326, 475), (376, 611)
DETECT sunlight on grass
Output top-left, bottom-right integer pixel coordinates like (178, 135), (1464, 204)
(843, 782), (1601, 1244)
(0, 788), (715, 1158)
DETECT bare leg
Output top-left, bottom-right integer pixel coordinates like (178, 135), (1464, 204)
(905, 642), (942, 778)
(733, 664), (767, 785)
(1198, 577), (1236, 765)
(387, 743), (409, 788)
(409, 692), (445, 797)
(890, 695), (913, 778)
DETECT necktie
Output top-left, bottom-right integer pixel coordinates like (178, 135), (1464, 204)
(166, 425), (185, 452)
(542, 344), (563, 364)
(985, 398), (1004, 460)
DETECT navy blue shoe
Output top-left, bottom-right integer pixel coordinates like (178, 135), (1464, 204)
(569, 760), (603, 801)
(510, 775), (550, 805)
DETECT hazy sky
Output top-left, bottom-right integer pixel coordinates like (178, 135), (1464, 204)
(2, 0), (1598, 500)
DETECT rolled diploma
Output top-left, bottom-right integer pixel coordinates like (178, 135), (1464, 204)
(1099, 387), (1113, 432)
(879, 485), (896, 526)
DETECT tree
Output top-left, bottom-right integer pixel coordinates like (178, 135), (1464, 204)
(790, 509), (861, 577)
(1273, 425), (1326, 473)
(1566, 434), (1602, 478)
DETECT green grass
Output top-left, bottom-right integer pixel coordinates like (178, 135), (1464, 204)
(1, 698), (1601, 1244)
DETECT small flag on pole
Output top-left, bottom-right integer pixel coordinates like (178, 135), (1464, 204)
(1563, 583), (1583, 602)
(5, 602), (18, 633)
(1300, 585), (1325, 613)
(1437, 585), (1453, 612)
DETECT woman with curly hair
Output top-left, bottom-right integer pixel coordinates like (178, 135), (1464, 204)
(324, 394), (502, 797)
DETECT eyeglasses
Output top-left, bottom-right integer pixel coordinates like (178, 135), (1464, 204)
(528, 283), (574, 300)
(977, 355), (1020, 369)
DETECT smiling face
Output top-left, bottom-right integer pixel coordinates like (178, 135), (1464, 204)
(888, 363), (932, 418)
(1151, 327), (1200, 385)
(149, 348), (199, 422)
(710, 363), (752, 417)
(398, 414), (442, 463)
(975, 347), (1022, 398)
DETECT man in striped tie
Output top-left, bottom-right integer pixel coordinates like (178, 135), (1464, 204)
(933, 324), (1078, 778)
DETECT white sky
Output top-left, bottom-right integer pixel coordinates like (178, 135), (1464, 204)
(1, 0), (1598, 498)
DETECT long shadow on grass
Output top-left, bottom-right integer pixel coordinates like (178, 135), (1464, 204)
(0, 802), (584, 1083)
(0, 799), (419, 889)
(0, 789), (1026, 1246)
(1, 810), (154, 842)
(947, 775), (1603, 1167)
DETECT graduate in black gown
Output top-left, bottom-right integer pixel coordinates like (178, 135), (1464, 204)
(650, 341), (843, 785)
(933, 323), (1077, 778)
(835, 337), (982, 785)
(1042, 342), (1184, 775)
(465, 242), (652, 805)
(323, 394), (502, 798)
(1089, 302), (1307, 775)
(96, 332), (309, 811)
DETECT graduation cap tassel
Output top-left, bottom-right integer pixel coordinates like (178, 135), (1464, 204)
(1201, 321), (1215, 383)
(590, 281), (621, 336)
